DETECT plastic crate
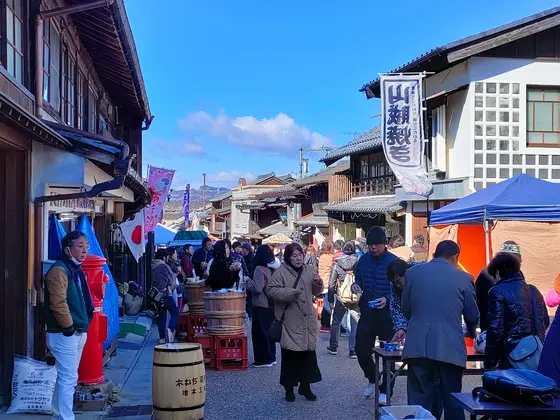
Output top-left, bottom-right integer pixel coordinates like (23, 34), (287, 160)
(316, 297), (324, 320)
(193, 334), (216, 369)
(215, 357), (248, 371)
(187, 314), (207, 338)
(215, 334), (248, 361)
(177, 313), (189, 335)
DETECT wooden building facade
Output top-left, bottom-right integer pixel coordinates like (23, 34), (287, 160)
(0, 0), (151, 403)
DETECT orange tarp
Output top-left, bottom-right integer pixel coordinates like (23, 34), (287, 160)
(428, 224), (489, 277)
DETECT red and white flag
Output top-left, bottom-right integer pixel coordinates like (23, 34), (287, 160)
(313, 229), (325, 250)
(120, 211), (146, 262)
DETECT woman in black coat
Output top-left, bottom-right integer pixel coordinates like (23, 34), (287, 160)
(205, 241), (239, 291)
(486, 253), (549, 369)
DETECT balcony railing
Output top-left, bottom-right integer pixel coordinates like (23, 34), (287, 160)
(352, 176), (395, 197)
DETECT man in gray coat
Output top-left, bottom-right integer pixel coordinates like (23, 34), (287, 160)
(402, 240), (479, 420)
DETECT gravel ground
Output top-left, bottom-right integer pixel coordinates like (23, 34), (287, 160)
(204, 326), (482, 420)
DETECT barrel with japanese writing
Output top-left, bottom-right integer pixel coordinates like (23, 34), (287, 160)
(153, 343), (206, 420)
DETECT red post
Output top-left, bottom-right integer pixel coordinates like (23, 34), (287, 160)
(78, 254), (110, 385)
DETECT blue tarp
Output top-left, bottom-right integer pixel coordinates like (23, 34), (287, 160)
(48, 214), (67, 260)
(76, 215), (119, 350)
(153, 223), (177, 245)
(430, 174), (560, 226)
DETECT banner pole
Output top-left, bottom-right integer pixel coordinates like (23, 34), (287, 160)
(422, 72), (432, 251)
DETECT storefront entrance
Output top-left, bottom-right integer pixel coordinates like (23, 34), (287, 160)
(0, 144), (29, 404)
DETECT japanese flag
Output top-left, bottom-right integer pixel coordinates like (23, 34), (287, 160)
(120, 211), (146, 262)
(313, 228), (325, 250)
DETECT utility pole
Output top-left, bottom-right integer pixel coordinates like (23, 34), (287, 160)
(202, 173), (207, 210)
(299, 146), (335, 178)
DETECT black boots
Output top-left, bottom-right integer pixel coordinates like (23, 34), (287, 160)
(284, 384), (317, 402)
(284, 386), (295, 402)
(298, 383), (317, 401)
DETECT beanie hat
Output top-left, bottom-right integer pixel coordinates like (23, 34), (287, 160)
(342, 241), (356, 255)
(499, 241), (521, 257)
(366, 227), (388, 245)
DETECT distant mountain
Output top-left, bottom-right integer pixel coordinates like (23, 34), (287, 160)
(163, 185), (229, 221)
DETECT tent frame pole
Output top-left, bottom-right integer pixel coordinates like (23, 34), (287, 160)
(483, 208), (490, 265)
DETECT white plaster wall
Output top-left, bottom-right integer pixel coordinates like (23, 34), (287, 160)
(469, 57), (560, 156)
(445, 88), (473, 181)
(31, 141), (85, 200)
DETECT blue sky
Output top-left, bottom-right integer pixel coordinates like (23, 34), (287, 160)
(127, 0), (558, 189)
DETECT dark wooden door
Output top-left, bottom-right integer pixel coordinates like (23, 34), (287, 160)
(0, 149), (28, 404)
(412, 213), (428, 242)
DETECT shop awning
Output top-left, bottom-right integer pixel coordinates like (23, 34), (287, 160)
(324, 195), (402, 214)
(429, 174), (560, 225)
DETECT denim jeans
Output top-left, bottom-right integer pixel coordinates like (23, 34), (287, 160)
(46, 332), (87, 420)
(158, 296), (178, 339)
(329, 299), (360, 352)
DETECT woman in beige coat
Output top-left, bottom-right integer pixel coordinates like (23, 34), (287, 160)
(266, 243), (324, 402)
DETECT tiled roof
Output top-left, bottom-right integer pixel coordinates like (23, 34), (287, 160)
(321, 127), (381, 166)
(292, 161), (350, 187)
(324, 195), (402, 214)
(209, 190), (232, 203)
(257, 161), (351, 200)
(258, 221), (293, 236)
(294, 214), (330, 228)
(360, 6), (560, 95)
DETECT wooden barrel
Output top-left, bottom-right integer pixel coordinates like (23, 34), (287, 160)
(185, 282), (209, 316)
(203, 291), (245, 336)
(152, 343), (206, 420)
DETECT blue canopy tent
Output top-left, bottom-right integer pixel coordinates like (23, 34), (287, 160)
(153, 223), (177, 246)
(48, 214), (67, 260)
(429, 174), (560, 263)
(76, 215), (119, 351)
(430, 174), (560, 225)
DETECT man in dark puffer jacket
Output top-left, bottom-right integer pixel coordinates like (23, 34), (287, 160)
(352, 226), (398, 403)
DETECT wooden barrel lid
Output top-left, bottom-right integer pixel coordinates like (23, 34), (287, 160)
(154, 343), (202, 353)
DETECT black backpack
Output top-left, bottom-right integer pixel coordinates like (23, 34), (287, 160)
(473, 369), (560, 406)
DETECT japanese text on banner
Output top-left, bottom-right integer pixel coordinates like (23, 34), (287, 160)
(144, 166), (175, 233)
(380, 75), (433, 197)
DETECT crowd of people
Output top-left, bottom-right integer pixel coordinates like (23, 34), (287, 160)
(40, 225), (560, 420)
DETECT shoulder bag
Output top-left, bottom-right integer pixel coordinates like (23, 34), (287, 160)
(507, 286), (543, 370)
(269, 269), (303, 343)
(473, 369), (559, 406)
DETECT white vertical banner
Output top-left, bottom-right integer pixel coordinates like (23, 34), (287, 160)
(380, 75), (433, 197)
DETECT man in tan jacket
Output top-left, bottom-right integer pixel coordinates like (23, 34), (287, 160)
(44, 231), (94, 420)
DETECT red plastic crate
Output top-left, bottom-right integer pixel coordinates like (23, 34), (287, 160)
(177, 313), (189, 335)
(187, 315), (207, 339)
(215, 334), (248, 361)
(316, 297), (324, 320)
(215, 357), (248, 371)
(193, 334), (216, 369)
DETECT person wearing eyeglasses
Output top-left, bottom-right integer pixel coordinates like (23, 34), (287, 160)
(44, 230), (94, 420)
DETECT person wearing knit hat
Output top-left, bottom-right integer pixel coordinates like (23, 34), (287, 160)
(351, 226), (399, 402)
(327, 240), (360, 358)
(476, 240), (522, 332)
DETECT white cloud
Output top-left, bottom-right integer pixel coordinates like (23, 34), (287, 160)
(179, 111), (331, 156)
(206, 170), (255, 184)
(146, 137), (206, 157)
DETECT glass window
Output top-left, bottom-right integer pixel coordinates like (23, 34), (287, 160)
(62, 49), (76, 126)
(88, 86), (98, 133)
(527, 86), (560, 146)
(43, 20), (61, 111)
(6, 0), (24, 82)
(77, 72), (86, 130)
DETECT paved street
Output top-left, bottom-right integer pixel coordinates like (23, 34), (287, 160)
(0, 321), (483, 419)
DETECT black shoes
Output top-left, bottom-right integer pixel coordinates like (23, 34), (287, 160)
(285, 387), (296, 402)
(298, 385), (317, 401)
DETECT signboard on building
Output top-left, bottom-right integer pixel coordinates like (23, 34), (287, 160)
(48, 187), (95, 213)
(380, 75), (433, 197)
